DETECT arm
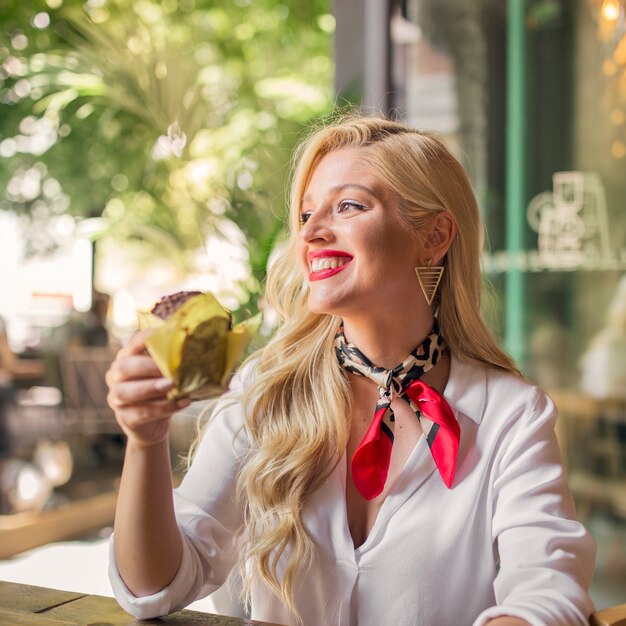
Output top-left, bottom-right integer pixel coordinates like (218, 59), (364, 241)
(475, 387), (596, 626)
(106, 330), (191, 596)
(107, 332), (248, 619)
(113, 439), (183, 596)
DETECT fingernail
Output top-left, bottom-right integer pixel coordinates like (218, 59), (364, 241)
(155, 378), (174, 391)
(177, 398), (192, 409)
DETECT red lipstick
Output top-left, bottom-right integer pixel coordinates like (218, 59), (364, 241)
(307, 249), (353, 282)
(307, 249), (353, 262)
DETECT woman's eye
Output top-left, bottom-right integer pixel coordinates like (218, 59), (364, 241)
(338, 200), (364, 213)
(299, 212), (312, 225)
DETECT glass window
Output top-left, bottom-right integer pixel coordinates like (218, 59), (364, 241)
(391, 0), (626, 386)
(390, 1), (626, 606)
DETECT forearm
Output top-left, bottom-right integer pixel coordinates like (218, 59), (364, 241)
(114, 438), (183, 597)
(486, 618), (530, 625)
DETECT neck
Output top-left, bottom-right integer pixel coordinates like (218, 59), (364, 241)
(341, 311), (435, 369)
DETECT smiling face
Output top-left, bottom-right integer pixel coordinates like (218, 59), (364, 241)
(296, 147), (425, 318)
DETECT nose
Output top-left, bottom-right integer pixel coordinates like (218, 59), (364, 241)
(298, 208), (334, 244)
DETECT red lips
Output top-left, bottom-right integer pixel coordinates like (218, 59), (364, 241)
(307, 249), (353, 282)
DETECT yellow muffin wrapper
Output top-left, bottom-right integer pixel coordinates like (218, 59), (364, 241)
(139, 292), (260, 400)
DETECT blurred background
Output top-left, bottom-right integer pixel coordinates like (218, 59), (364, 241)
(0, 0), (625, 616)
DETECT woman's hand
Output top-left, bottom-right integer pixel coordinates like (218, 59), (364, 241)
(106, 329), (190, 448)
(108, 330), (187, 597)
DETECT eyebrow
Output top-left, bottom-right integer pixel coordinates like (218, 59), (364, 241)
(301, 183), (378, 203)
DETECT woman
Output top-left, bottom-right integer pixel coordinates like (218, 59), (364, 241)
(106, 116), (595, 626)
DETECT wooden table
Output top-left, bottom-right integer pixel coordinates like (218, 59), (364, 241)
(0, 580), (284, 625)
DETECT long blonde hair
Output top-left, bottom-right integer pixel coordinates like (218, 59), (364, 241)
(236, 115), (519, 618)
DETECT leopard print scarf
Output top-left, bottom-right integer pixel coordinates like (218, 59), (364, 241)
(335, 320), (460, 499)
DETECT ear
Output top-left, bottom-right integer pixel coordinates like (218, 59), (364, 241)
(421, 212), (457, 264)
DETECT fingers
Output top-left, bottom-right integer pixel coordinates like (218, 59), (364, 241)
(107, 375), (191, 446)
(104, 328), (192, 445)
(114, 397), (190, 428)
(118, 329), (155, 357)
(106, 354), (163, 387)
(106, 329), (161, 389)
(107, 375), (176, 409)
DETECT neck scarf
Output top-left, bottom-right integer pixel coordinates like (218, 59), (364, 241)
(334, 320), (460, 500)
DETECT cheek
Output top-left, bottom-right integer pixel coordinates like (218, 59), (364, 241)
(369, 225), (416, 263)
(295, 240), (309, 274)
(387, 222), (420, 260)
(378, 238), (420, 278)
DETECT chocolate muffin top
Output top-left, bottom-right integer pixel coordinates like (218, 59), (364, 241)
(150, 291), (203, 320)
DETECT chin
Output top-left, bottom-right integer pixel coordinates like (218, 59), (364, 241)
(307, 299), (332, 315)
(307, 294), (341, 316)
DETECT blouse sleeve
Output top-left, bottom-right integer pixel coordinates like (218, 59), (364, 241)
(473, 387), (596, 626)
(108, 377), (250, 619)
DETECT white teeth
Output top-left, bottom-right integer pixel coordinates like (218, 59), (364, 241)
(311, 257), (349, 272)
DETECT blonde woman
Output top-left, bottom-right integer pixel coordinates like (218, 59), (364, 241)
(106, 116), (595, 626)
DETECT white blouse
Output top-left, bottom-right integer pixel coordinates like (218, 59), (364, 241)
(109, 356), (596, 626)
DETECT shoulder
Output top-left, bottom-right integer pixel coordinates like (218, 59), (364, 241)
(447, 357), (564, 485)
(486, 364), (550, 413)
(446, 354), (551, 429)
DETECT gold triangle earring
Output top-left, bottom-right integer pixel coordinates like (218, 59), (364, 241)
(415, 259), (444, 306)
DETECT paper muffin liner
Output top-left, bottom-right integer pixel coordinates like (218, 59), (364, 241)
(139, 292), (260, 400)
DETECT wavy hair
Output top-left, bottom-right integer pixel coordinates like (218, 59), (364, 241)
(234, 115), (519, 620)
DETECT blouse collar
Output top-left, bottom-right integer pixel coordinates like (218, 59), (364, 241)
(444, 355), (488, 425)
